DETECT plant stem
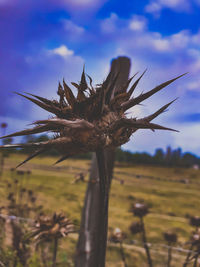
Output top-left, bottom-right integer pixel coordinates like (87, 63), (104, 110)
(96, 148), (109, 267)
(52, 237), (58, 267)
(183, 244), (194, 267)
(119, 241), (128, 267)
(167, 243), (172, 267)
(193, 252), (199, 267)
(140, 217), (153, 267)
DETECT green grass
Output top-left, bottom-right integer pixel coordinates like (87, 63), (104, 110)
(1, 153), (200, 266)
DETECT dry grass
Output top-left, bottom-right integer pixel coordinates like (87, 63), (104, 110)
(1, 153), (200, 266)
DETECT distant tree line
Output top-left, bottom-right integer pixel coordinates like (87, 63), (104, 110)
(2, 135), (200, 168)
(115, 147), (200, 168)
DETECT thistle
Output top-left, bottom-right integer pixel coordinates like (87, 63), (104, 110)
(163, 231), (177, 267)
(131, 202), (152, 267)
(0, 68), (185, 167)
(110, 228), (128, 267)
(31, 213), (73, 267)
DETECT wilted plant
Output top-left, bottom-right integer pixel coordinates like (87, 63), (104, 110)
(131, 202), (153, 267)
(183, 217), (200, 267)
(163, 231), (177, 267)
(190, 216), (200, 230)
(110, 228), (128, 267)
(31, 213), (73, 267)
(0, 65), (185, 266)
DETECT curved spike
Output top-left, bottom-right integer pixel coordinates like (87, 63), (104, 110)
(15, 92), (61, 115)
(122, 73), (187, 111)
(105, 72), (120, 104)
(0, 141), (49, 149)
(128, 69), (147, 97)
(110, 118), (178, 132)
(0, 125), (50, 139)
(25, 92), (59, 107)
(102, 70), (113, 90)
(144, 98), (178, 122)
(80, 66), (88, 92)
(133, 120), (178, 132)
(71, 82), (80, 89)
(118, 72), (139, 95)
(86, 74), (93, 89)
(16, 148), (47, 168)
(63, 79), (76, 107)
(54, 154), (70, 165)
(57, 82), (64, 96)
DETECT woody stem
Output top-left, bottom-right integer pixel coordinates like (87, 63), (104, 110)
(96, 148), (109, 267)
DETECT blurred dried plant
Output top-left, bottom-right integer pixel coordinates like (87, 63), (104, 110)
(31, 213), (73, 267)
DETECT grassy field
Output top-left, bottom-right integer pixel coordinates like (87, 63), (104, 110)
(1, 153), (200, 266)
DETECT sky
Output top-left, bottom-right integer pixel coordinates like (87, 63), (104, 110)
(0, 0), (200, 155)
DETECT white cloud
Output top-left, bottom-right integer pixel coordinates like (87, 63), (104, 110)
(129, 16), (147, 31)
(152, 38), (170, 51)
(49, 45), (74, 57)
(187, 80), (200, 90)
(62, 19), (85, 36)
(145, 0), (191, 15)
(100, 13), (118, 34)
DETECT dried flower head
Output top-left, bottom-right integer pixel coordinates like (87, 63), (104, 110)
(163, 231), (177, 244)
(191, 230), (200, 250)
(131, 203), (149, 217)
(0, 67), (185, 166)
(110, 227), (126, 243)
(31, 213), (73, 243)
(129, 221), (143, 235)
(190, 216), (200, 228)
(1, 70), (184, 165)
(1, 122), (7, 129)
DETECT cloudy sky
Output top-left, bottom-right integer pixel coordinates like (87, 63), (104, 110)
(0, 0), (200, 155)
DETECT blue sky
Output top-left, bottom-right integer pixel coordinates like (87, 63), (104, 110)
(0, 0), (200, 155)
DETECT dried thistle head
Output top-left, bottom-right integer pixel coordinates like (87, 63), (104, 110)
(110, 227), (126, 243)
(0, 66), (185, 167)
(163, 231), (177, 244)
(31, 213), (73, 243)
(131, 203), (149, 218)
(190, 216), (200, 228)
(1, 122), (7, 129)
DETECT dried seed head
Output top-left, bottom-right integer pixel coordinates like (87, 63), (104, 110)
(0, 66), (186, 166)
(163, 231), (177, 243)
(31, 213), (74, 243)
(1, 123), (7, 129)
(129, 221), (143, 235)
(110, 228), (126, 243)
(190, 216), (200, 228)
(131, 203), (149, 217)
(191, 230), (200, 250)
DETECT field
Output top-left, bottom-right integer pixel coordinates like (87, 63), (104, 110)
(1, 153), (200, 266)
